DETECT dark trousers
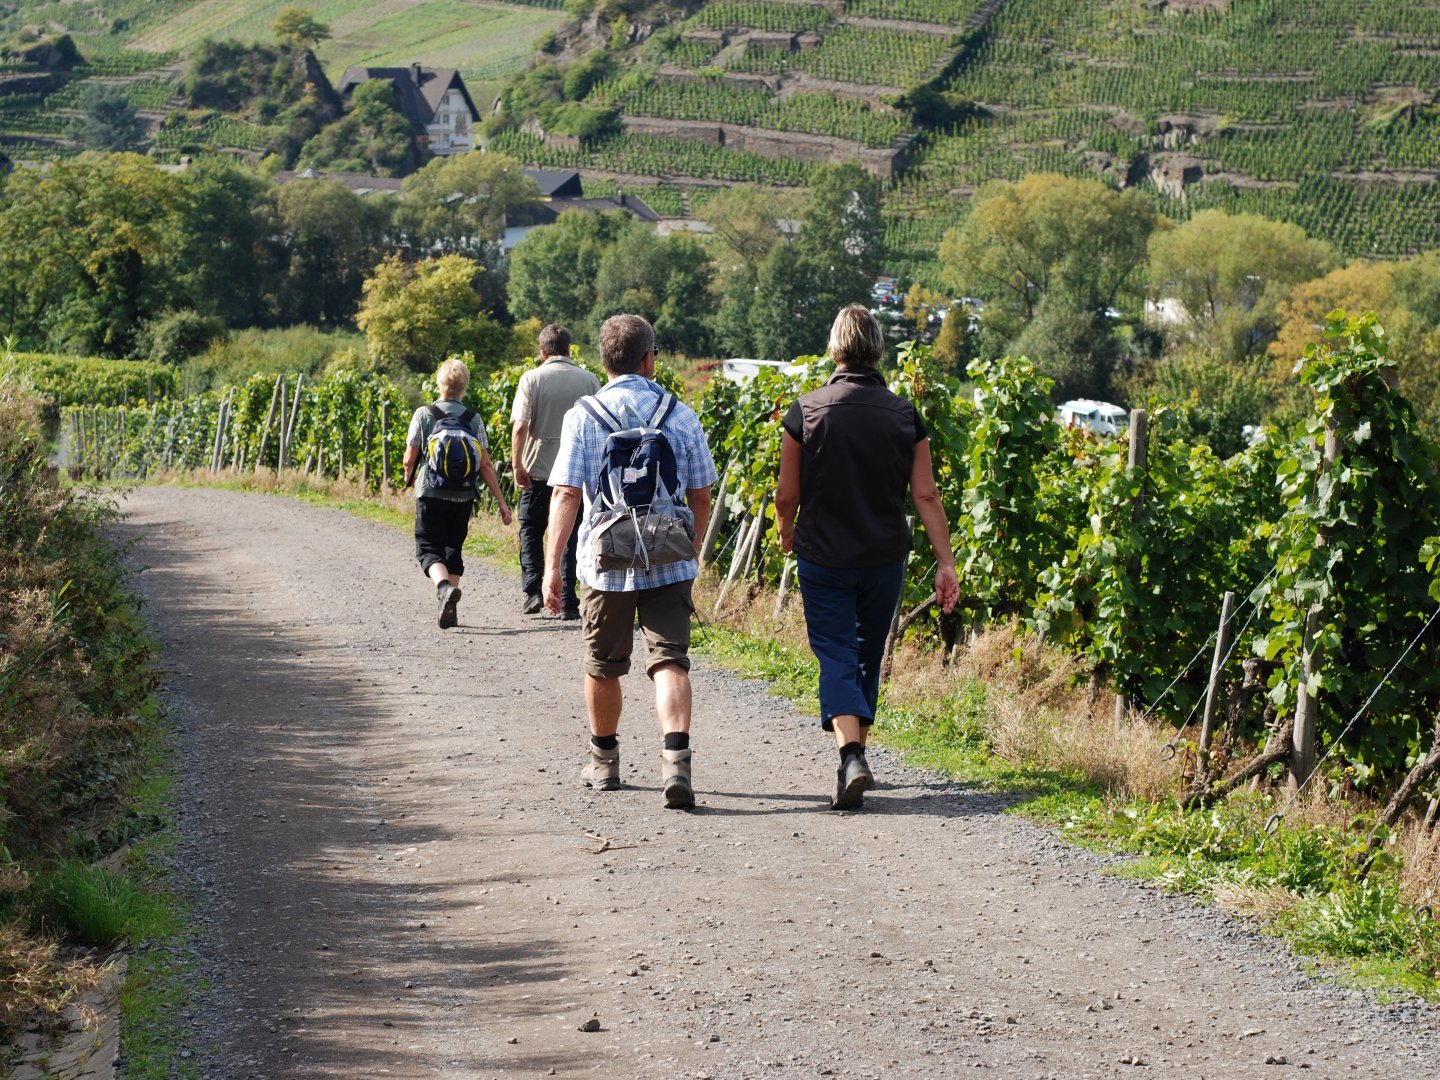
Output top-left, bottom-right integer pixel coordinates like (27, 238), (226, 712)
(796, 557), (907, 731)
(519, 479), (579, 611)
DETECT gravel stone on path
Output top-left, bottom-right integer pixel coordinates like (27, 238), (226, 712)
(116, 488), (1440, 1078)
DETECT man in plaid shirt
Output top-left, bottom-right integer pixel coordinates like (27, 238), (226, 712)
(543, 314), (717, 808)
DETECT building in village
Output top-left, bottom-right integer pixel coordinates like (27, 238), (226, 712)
(335, 64), (480, 156)
(270, 167), (659, 253)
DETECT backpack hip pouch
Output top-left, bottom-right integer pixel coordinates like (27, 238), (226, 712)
(592, 505), (697, 572)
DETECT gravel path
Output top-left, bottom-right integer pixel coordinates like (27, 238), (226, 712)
(117, 488), (1440, 1079)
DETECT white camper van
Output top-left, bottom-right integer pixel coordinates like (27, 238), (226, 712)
(1057, 399), (1129, 437)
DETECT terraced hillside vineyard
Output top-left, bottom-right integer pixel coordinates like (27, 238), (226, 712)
(486, 0), (1440, 266)
(5, 1), (1440, 262)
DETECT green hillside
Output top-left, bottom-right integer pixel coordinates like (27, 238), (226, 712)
(485, 0), (1440, 268)
(0, 0), (564, 156)
(6, 0), (1440, 268)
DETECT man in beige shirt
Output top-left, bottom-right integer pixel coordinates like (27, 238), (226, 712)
(511, 324), (600, 617)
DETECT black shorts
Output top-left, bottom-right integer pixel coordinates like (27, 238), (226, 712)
(415, 497), (473, 578)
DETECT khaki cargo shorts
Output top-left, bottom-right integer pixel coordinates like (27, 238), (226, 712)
(581, 579), (694, 679)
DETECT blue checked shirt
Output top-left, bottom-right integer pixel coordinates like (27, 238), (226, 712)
(550, 374), (719, 592)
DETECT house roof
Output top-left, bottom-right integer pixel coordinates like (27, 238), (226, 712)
(336, 65), (481, 127)
(271, 168), (660, 226)
(522, 169), (584, 198)
(510, 193), (660, 227)
(272, 169), (406, 195)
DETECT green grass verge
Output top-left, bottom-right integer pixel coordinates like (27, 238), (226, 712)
(113, 685), (200, 1077)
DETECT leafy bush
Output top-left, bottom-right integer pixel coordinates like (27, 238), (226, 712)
(137, 309), (227, 366)
(179, 326), (363, 395)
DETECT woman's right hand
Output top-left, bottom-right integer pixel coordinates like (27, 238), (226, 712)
(935, 563), (959, 614)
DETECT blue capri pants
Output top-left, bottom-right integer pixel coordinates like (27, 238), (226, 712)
(796, 556), (907, 730)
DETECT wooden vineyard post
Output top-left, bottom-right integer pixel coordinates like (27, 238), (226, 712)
(698, 466), (730, 572)
(774, 557), (795, 620)
(280, 375), (303, 472)
(362, 407), (373, 486)
(209, 390), (230, 472)
(1197, 590), (1237, 761)
(714, 509), (760, 614)
(1115, 408), (1149, 729)
(740, 496), (768, 582)
(380, 402), (391, 489)
(256, 375), (282, 470)
(275, 378), (287, 471)
(1291, 424), (1338, 790)
(1290, 605), (1323, 789)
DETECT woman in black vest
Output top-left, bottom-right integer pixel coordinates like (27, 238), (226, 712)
(776, 304), (959, 810)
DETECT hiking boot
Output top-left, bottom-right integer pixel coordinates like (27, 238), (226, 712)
(437, 583), (462, 629)
(521, 594), (543, 615)
(561, 607), (581, 621)
(584, 743), (621, 791)
(831, 753), (873, 811)
(661, 747), (694, 809)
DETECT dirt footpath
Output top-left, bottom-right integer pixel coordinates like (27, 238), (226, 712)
(117, 488), (1439, 1079)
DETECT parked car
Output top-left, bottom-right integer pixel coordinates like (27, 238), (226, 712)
(1057, 399), (1129, 436)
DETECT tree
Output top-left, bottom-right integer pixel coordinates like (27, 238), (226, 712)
(1269, 256), (1440, 440)
(174, 159), (273, 328)
(590, 225), (716, 355)
(298, 80), (422, 177)
(357, 253), (510, 371)
(795, 162), (884, 324)
(272, 7), (331, 49)
(938, 173), (1159, 346)
(0, 153), (192, 355)
(398, 151), (541, 252)
(750, 242), (825, 362)
(506, 210), (631, 328)
(261, 178), (392, 326)
(699, 184), (803, 275)
(1130, 352), (1275, 458)
(1010, 296), (1120, 402)
(742, 164), (885, 362)
(69, 83), (146, 152)
(1147, 209), (1335, 362)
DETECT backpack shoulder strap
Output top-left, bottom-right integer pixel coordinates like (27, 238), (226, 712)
(427, 403), (446, 420)
(457, 407), (477, 427)
(577, 395), (623, 434)
(648, 391), (678, 430)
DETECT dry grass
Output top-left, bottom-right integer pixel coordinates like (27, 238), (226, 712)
(1211, 882), (1301, 920)
(1398, 812), (1440, 909)
(0, 923), (101, 1042)
(887, 623), (1183, 801)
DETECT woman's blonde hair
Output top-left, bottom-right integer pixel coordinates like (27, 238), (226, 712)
(436, 357), (470, 399)
(828, 304), (884, 370)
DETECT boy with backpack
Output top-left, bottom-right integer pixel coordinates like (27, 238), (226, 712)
(542, 315), (717, 808)
(403, 357), (512, 628)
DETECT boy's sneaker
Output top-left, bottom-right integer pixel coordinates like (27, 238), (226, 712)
(584, 744), (621, 791)
(661, 747), (694, 809)
(831, 753), (873, 811)
(437, 583), (462, 629)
